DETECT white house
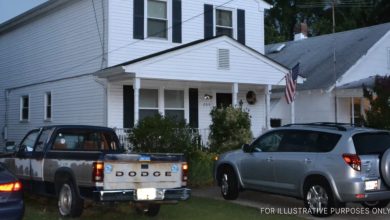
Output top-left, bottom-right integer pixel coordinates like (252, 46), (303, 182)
(266, 23), (390, 126)
(0, 0), (289, 148)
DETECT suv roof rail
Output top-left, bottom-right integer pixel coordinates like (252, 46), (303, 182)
(283, 122), (352, 131)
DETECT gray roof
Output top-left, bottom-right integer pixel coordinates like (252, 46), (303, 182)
(266, 22), (390, 90)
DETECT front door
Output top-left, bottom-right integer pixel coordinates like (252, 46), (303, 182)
(216, 93), (232, 108)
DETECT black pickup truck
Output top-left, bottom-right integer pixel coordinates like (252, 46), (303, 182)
(0, 125), (190, 217)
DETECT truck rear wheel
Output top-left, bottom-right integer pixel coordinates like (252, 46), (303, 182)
(135, 203), (161, 217)
(361, 200), (390, 209)
(58, 181), (84, 217)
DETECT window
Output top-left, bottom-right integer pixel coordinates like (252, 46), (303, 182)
(216, 9), (233, 37)
(147, 0), (167, 39)
(44, 92), (52, 121)
(20, 130), (39, 152)
(278, 130), (341, 152)
(139, 89), (159, 120)
(165, 90), (184, 122)
(20, 95), (29, 121)
(35, 128), (53, 152)
(251, 131), (284, 152)
(353, 132), (390, 155)
(52, 129), (121, 152)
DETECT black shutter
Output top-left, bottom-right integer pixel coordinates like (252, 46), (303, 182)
(133, 0), (144, 39)
(172, 0), (182, 43)
(189, 88), (199, 128)
(123, 86), (134, 128)
(204, 4), (214, 39)
(237, 9), (245, 44)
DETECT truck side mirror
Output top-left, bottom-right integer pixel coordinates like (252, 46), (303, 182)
(242, 144), (252, 153)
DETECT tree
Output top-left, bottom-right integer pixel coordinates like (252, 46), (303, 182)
(264, 0), (390, 44)
(363, 76), (390, 130)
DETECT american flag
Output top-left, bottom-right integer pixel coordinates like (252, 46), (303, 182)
(285, 63), (300, 104)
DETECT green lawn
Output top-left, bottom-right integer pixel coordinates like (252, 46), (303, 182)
(24, 194), (301, 220)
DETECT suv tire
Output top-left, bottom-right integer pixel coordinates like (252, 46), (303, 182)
(303, 179), (342, 217)
(220, 168), (239, 200)
(58, 181), (84, 217)
(381, 148), (390, 188)
(361, 200), (390, 209)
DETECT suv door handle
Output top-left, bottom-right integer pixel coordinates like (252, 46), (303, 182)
(266, 157), (273, 162)
(304, 158), (312, 164)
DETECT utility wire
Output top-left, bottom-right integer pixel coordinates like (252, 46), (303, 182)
(7, 0), (237, 91)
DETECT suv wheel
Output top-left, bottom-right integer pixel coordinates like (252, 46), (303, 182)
(304, 180), (341, 217)
(361, 200), (390, 209)
(220, 168), (239, 200)
(135, 203), (161, 217)
(58, 181), (84, 217)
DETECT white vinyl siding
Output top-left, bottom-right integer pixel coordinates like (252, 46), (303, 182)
(108, 0), (266, 66)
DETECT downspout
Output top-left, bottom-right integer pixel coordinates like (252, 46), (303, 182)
(3, 90), (9, 142)
(94, 78), (108, 126)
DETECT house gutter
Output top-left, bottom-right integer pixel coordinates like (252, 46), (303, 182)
(3, 90), (9, 142)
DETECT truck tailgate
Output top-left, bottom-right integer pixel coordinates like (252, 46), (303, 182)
(103, 154), (185, 190)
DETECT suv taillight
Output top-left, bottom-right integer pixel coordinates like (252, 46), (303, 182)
(92, 162), (104, 182)
(182, 163), (188, 186)
(342, 154), (361, 171)
(0, 181), (22, 192)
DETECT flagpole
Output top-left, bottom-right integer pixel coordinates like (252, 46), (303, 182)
(291, 99), (295, 124)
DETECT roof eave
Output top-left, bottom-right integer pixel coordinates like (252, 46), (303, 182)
(0, 0), (71, 34)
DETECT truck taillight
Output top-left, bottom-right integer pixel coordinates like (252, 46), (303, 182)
(0, 181), (22, 192)
(342, 154), (361, 171)
(182, 163), (188, 186)
(93, 162), (104, 182)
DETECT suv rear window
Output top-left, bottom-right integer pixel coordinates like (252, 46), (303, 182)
(279, 130), (341, 152)
(353, 132), (390, 155)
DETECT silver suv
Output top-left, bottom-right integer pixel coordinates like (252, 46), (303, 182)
(214, 123), (390, 216)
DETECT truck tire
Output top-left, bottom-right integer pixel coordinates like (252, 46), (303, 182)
(135, 203), (161, 217)
(220, 168), (239, 200)
(58, 181), (84, 217)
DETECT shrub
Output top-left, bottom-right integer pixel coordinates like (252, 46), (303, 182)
(188, 150), (217, 187)
(129, 114), (199, 156)
(209, 106), (252, 153)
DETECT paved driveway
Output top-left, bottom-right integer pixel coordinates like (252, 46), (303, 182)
(192, 186), (390, 220)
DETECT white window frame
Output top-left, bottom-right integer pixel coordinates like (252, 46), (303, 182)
(164, 90), (185, 120)
(214, 7), (236, 39)
(44, 92), (52, 121)
(145, 0), (171, 41)
(139, 89), (159, 119)
(20, 95), (30, 122)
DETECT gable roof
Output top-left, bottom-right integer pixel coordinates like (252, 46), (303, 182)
(265, 22), (390, 91)
(110, 35), (287, 71)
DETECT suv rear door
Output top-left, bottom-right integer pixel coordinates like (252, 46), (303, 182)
(273, 130), (341, 196)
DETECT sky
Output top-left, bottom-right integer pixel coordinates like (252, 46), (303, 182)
(0, 0), (48, 24)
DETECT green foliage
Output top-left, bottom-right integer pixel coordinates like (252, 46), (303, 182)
(188, 150), (217, 187)
(209, 106), (252, 153)
(264, 0), (390, 44)
(129, 114), (199, 156)
(364, 76), (390, 130)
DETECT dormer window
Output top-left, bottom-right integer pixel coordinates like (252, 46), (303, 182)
(147, 0), (168, 39)
(216, 9), (233, 37)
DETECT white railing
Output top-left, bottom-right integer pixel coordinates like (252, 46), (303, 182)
(113, 127), (211, 151)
